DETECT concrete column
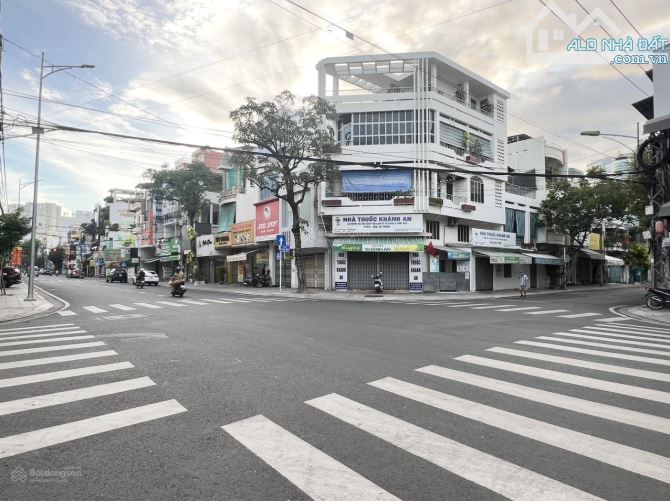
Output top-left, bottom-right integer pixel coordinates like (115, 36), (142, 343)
(332, 75), (339, 96)
(431, 171), (438, 198)
(317, 65), (326, 97)
(430, 63), (437, 91)
(463, 81), (470, 102)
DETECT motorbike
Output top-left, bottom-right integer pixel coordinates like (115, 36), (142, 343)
(244, 273), (272, 288)
(372, 272), (383, 294)
(135, 276), (145, 289)
(170, 282), (187, 297)
(645, 287), (670, 310)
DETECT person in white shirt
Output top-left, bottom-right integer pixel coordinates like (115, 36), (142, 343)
(519, 271), (529, 298)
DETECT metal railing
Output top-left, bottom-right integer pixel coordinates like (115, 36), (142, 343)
(324, 191), (411, 201)
(505, 184), (536, 198)
(326, 87), (414, 97)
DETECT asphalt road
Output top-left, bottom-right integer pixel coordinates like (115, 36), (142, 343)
(0, 277), (668, 500)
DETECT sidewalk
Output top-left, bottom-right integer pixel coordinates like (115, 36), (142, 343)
(183, 281), (642, 302)
(619, 305), (670, 326)
(0, 283), (60, 323)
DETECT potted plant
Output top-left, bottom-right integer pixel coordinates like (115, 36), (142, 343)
(480, 98), (493, 116)
(393, 190), (414, 205)
(466, 138), (483, 164)
(454, 86), (466, 103)
(194, 268), (206, 285)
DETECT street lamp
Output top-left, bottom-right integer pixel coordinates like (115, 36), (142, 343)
(17, 178), (43, 207)
(26, 53), (94, 301)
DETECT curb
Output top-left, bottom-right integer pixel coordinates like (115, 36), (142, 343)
(613, 305), (670, 326)
(0, 285), (68, 325)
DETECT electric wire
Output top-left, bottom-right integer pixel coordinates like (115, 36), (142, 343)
(607, 0), (643, 38)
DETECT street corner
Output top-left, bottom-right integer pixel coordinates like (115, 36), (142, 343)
(0, 283), (63, 324)
(619, 305), (670, 326)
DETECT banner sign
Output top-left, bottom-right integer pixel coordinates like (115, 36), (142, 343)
(334, 251), (348, 290)
(196, 235), (220, 257)
(231, 220), (255, 246)
(332, 214), (422, 234)
(10, 247), (22, 267)
(214, 231), (231, 249)
(158, 238), (180, 257)
(255, 199), (280, 241)
(471, 229), (516, 248)
(332, 241), (424, 252)
(409, 252), (423, 291)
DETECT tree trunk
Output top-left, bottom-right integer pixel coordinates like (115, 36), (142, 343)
(290, 202), (305, 293)
(0, 256), (6, 296)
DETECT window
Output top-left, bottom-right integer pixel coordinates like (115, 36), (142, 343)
(425, 220), (440, 239)
(350, 110), (433, 146)
(504, 264), (512, 278)
(470, 177), (484, 203)
(457, 224), (470, 243)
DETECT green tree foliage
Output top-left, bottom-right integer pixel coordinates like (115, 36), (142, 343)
(0, 209), (32, 294)
(48, 247), (66, 273)
(229, 90), (338, 292)
(624, 242), (650, 269)
(21, 238), (43, 266)
(80, 219), (98, 242)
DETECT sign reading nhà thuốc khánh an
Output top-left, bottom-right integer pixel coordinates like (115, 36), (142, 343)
(332, 214), (422, 234)
(471, 229), (516, 248)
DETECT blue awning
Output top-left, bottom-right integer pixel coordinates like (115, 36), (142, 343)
(342, 169), (412, 193)
(522, 253), (562, 265)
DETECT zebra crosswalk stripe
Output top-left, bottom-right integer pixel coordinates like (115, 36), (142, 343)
(223, 415), (400, 501)
(369, 377), (670, 483)
(584, 325), (670, 337)
(179, 299), (208, 305)
(58, 311), (77, 316)
(83, 306), (108, 314)
(0, 324), (75, 334)
(306, 393), (601, 501)
(0, 342), (106, 358)
(556, 313), (602, 319)
(495, 306), (542, 312)
(156, 301), (188, 307)
(525, 309), (570, 315)
(554, 332), (670, 348)
(0, 335), (94, 347)
(133, 303), (163, 309)
(0, 351), (118, 371)
(201, 299), (233, 304)
(470, 304), (514, 309)
(0, 399), (187, 459)
(0, 330), (86, 340)
(0, 361), (134, 389)
(535, 336), (670, 356)
(416, 365), (670, 435)
(569, 328), (670, 343)
(109, 304), (136, 311)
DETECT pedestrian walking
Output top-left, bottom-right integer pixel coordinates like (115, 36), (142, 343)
(519, 271), (529, 298)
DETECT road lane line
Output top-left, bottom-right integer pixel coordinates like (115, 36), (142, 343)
(583, 325), (670, 337)
(306, 394), (601, 501)
(456, 355), (670, 403)
(222, 415), (400, 501)
(535, 336), (670, 356)
(0, 399), (187, 459)
(133, 303), (163, 309)
(0, 335), (94, 347)
(556, 332), (670, 348)
(109, 304), (136, 311)
(369, 377), (670, 484)
(495, 307), (542, 312)
(417, 366), (670, 434)
(0, 342), (106, 357)
(201, 299), (233, 304)
(0, 324), (75, 334)
(82, 306), (108, 314)
(596, 317), (632, 323)
(485, 347), (670, 382)
(525, 309), (570, 315)
(470, 304), (514, 309)
(0, 330), (86, 340)
(0, 361), (134, 388)
(513, 341), (670, 367)
(556, 313), (602, 319)
(570, 329), (670, 342)
(58, 311), (77, 316)
(179, 299), (208, 305)
(220, 298), (254, 303)
(156, 301), (188, 307)
(446, 303), (490, 307)
(0, 377), (155, 416)
(0, 351), (118, 371)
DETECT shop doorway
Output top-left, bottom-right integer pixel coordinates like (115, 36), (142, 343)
(475, 257), (493, 290)
(348, 252), (409, 290)
(303, 253), (325, 289)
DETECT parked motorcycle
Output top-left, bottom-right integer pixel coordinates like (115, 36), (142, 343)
(170, 282), (187, 297)
(372, 272), (383, 294)
(645, 287), (670, 310)
(244, 272), (272, 288)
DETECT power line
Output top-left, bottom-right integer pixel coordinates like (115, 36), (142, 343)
(607, 0), (643, 38)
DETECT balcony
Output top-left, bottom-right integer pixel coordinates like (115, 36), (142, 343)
(505, 184), (536, 199)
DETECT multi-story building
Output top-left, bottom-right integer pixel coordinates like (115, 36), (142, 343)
(314, 51), (551, 292)
(587, 153), (635, 179)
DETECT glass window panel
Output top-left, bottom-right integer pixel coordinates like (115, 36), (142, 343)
(393, 111), (398, 121)
(373, 112), (379, 122)
(366, 112), (372, 122)
(406, 135), (413, 144)
(373, 136), (379, 145)
(366, 136), (372, 145)
(380, 136), (386, 145)
(399, 123), (405, 133)
(373, 124), (379, 134)
(353, 125), (359, 135)
(392, 136), (399, 144)
(366, 124), (372, 135)
(407, 110), (414, 120)
(399, 136), (406, 144)
(353, 137), (360, 146)
(393, 123), (399, 134)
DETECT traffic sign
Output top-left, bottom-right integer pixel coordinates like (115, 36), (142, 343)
(280, 244), (290, 253)
(275, 235), (285, 247)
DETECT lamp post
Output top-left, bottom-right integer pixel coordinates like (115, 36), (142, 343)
(17, 178), (43, 207)
(26, 53), (94, 301)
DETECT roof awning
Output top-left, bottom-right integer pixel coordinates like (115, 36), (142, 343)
(579, 249), (606, 261)
(143, 257), (162, 263)
(605, 255), (625, 266)
(227, 249), (261, 262)
(332, 237), (424, 252)
(522, 252), (562, 265)
(435, 245), (471, 260)
(475, 249), (532, 264)
(657, 201), (670, 218)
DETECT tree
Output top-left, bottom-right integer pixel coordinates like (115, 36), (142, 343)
(80, 218), (98, 243)
(624, 242), (650, 269)
(539, 169), (636, 284)
(0, 209), (32, 295)
(229, 90), (338, 292)
(48, 247), (66, 273)
(21, 238), (44, 267)
(141, 162), (220, 273)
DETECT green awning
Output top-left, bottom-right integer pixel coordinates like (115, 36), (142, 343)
(333, 237), (424, 253)
(522, 252), (562, 265)
(475, 249), (532, 264)
(579, 249), (606, 261)
(435, 245), (470, 260)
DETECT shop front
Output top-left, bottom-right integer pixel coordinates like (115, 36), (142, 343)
(214, 231), (231, 283)
(423, 246), (471, 292)
(227, 220), (261, 283)
(158, 238), (181, 279)
(255, 199), (280, 286)
(469, 228), (533, 291)
(196, 234), (225, 283)
(521, 252), (562, 288)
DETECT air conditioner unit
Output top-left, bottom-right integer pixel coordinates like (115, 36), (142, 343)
(446, 217), (458, 226)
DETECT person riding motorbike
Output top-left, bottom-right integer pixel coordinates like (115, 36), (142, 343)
(135, 269), (146, 286)
(169, 267), (185, 293)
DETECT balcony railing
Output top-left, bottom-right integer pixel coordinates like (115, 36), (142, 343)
(505, 184), (536, 198)
(325, 190), (412, 201)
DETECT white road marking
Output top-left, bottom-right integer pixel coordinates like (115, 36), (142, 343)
(220, 298), (254, 303)
(556, 332), (670, 348)
(470, 304), (514, 309)
(495, 306), (542, 312)
(0, 351), (118, 371)
(556, 313), (602, 319)
(83, 306), (108, 314)
(0, 330), (86, 340)
(0, 399), (187, 459)
(485, 347), (670, 382)
(0, 342), (106, 357)
(57, 311), (77, 316)
(156, 301), (188, 307)
(369, 377), (670, 484)
(109, 304), (136, 311)
(596, 317), (632, 323)
(179, 299), (208, 305)
(0, 335), (94, 347)
(524, 309), (570, 315)
(0, 377), (155, 416)
(306, 394), (601, 501)
(570, 328), (670, 342)
(513, 341), (670, 367)
(133, 303), (163, 309)
(0, 323), (75, 333)
(446, 303), (490, 307)
(535, 336), (670, 356)
(201, 299), (233, 304)
(417, 365), (670, 434)
(584, 325), (670, 337)
(0, 361), (134, 388)
(222, 415), (400, 501)
(456, 355), (670, 403)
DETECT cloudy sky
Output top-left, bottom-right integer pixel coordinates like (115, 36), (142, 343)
(1, 0), (667, 213)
